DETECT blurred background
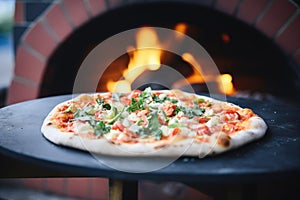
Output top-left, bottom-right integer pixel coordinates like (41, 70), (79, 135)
(0, 0), (14, 108)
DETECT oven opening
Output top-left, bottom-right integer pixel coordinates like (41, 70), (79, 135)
(41, 2), (300, 106)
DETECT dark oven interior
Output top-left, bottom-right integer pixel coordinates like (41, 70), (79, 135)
(38, 2), (300, 106)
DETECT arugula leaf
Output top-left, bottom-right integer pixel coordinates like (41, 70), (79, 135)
(168, 123), (186, 128)
(192, 108), (205, 116)
(152, 94), (161, 103)
(152, 94), (178, 104)
(127, 87), (156, 113)
(141, 87), (152, 99)
(91, 120), (111, 137)
(178, 106), (205, 119)
(74, 105), (97, 118)
(175, 106), (182, 114)
(151, 129), (163, 140)
(137, 111), (163, 140)
(160, 110), (169, 123)
(96, 97), (111, 110)
(64, 104), (75, 113)
(74, 108), (84, 118)
(73, 109), (111, 137)
(147, 111), (161, 130)
(96, 98), (105, 105)
(107, 106), (125, 124)
(127, 97), (144, 112)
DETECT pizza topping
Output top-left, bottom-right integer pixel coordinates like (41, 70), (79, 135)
(50, 87), (258, 143)
(73, 121), (93, 135)
(137, 111), (163, 140)
(107, 106), (125, 125)
(42, 87), (268, 157)
(161, 101), (176, 117)
(168, 122), (186, 128)
(222, 110), (241, 122)
(112, 120), (125, 131)
(92, 120), (111, 137)
(64, 104), (76, 113)
(196, 125), (211, 136)
(176, 105), (205, 119)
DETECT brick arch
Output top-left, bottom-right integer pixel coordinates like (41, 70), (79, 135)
(7, 0), (300, 104)
(7, 0), (113, 104)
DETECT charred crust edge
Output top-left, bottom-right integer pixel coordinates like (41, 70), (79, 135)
(218, 135), (231, 148)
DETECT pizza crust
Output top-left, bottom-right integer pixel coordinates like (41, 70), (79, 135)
(229, 116), (267, 149)
(41, 92), (267, 157)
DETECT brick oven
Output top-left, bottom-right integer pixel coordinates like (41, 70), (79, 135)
(5, 0), (300, 199)
(8, 0), (300, 105)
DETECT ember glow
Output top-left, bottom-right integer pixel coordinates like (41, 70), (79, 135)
(175, 23), (188, 36)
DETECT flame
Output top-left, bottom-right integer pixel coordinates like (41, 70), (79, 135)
(106, 27), (235, 96)
(220, 74), (235, 95)
(173, 53), (235, 95)
(107, 80), (131, 93)
(172, 53), (207, 89)
(107, 27), (162, 92)
(181, 53), (205, 83)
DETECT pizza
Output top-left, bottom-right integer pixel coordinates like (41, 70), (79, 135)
(41, 88), (267, 157)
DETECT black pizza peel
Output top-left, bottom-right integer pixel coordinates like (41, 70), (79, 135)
(0, 94), (299, 199)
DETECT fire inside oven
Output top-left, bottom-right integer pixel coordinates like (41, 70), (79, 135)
(41, 2), (300, 106)
(97, 26), (234, 95)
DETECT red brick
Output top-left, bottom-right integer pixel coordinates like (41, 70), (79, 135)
(23, 21), (57, 58)
(236, 0), (268, 24)
(6, 80), (40, 105)
(66, 178), (90, 199)
(15, 46), (46, 83)
(45, 3), (73, 41)
(256, 0), (296, 37)
(91, 178), (108, 200)
(45, 178), (66, 195)
(88, 0), (107, 16)
(64, 0), (90, 27)
(14, 2), (24, 23)
(186, 186), (213, 200)
(215, 0), (240, 15)
(294, 52), (300, 69)
(21, 178), (44, 190)
(276, 14), (300, 54)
